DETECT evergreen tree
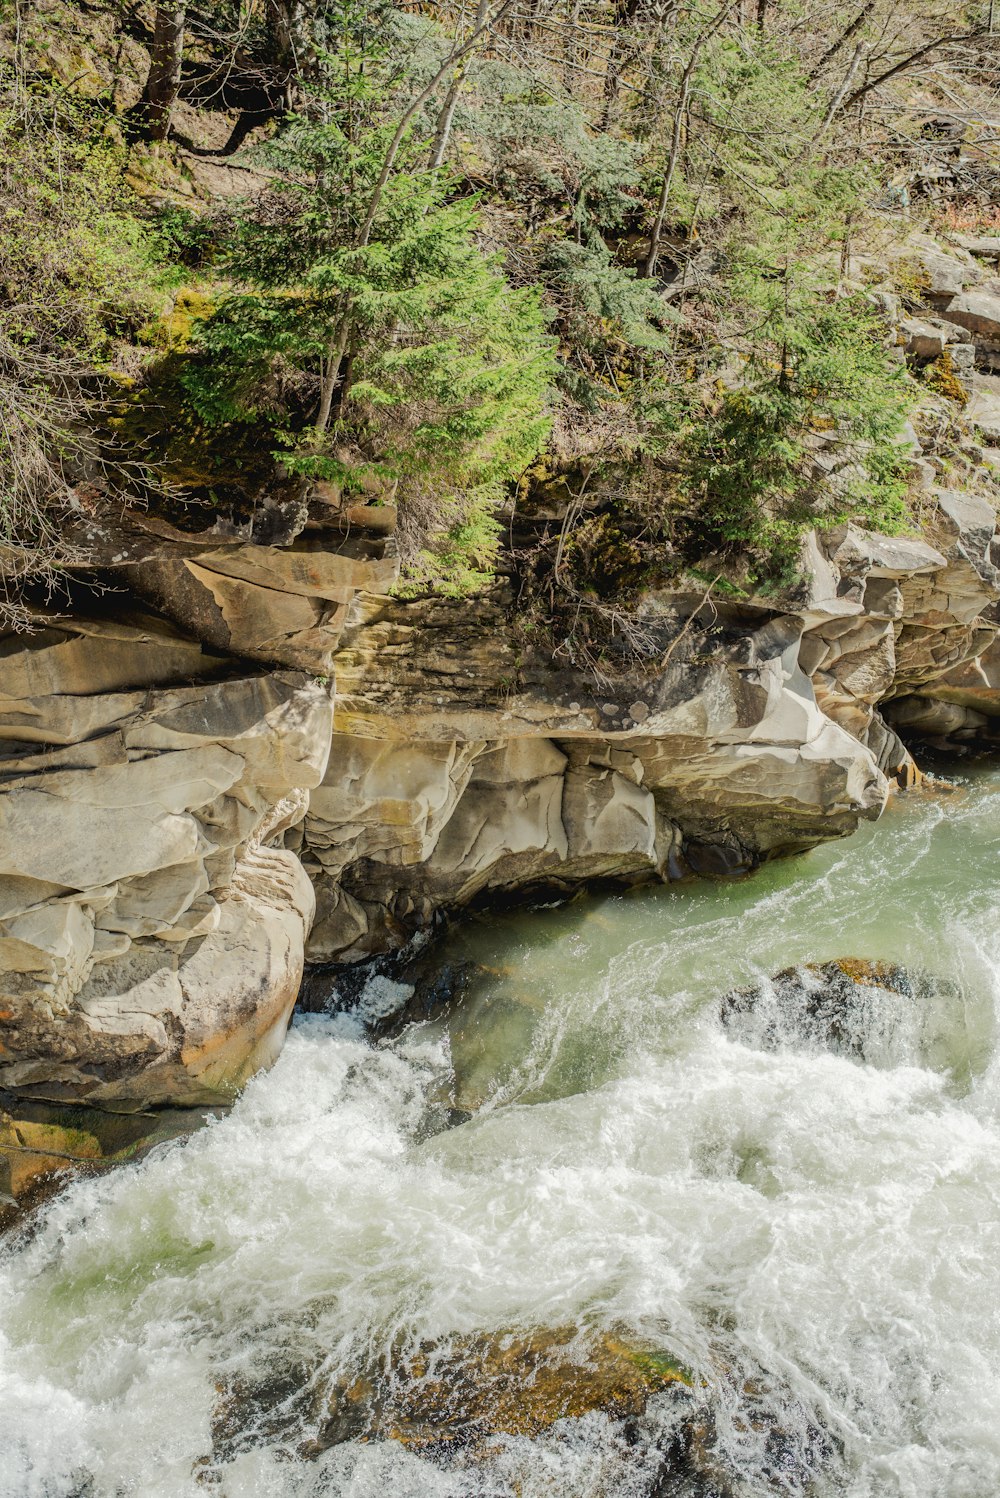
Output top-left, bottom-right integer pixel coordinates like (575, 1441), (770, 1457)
(184, 12), (555, 591)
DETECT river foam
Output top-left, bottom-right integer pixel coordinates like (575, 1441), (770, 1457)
(2, 769), (1000, 1498)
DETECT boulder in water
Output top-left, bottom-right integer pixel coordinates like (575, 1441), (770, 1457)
(211, 1326), (694, 1464)
(717, 958), (972, 1075)
(0, 1097), (219, 1225)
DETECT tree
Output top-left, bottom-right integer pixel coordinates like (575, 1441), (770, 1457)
(144, 3), (186, 142)
(182, 34), (556, 589)
(0, 71), (169, 625)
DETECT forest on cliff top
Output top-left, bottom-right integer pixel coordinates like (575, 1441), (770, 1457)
(2, 0), (999, 622)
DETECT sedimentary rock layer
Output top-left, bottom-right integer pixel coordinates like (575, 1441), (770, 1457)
(1, 470), (998, 1140)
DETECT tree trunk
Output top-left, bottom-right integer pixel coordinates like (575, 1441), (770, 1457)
(430, 0), (489, 168)
(270, 0), (313, 109)
(643, 0), (739, 278)
(600, 0), (645, 130)
(430, 77), (463, 169)
(144, 3), (185, 143)
(317, 0), (518, 436)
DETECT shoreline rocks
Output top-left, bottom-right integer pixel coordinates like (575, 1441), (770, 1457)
(0, 636), (330, 1118)
(0, 446), (998, 1150)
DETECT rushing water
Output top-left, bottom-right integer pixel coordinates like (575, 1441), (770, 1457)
(3, 768), (1000, 1498)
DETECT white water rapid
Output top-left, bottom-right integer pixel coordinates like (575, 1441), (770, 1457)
(3, 768), (1000, 1498)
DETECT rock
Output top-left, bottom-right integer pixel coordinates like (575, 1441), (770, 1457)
(301, 606), (888, 959)
(306, 880), (374, 964)
(212, 1326), (693, 1463)
(0, 613), (225, 700)
(899, 315), (967, 361)
(135, 542), (399, 673)
(343, 503), (397, 534)
(720, 958), (973, 1075)
(966, 385), (1000, 442)
(937, 289), (1000, 342)
(1, 834), (316, 1112)
(808, 494), (1000, 721)
(305, 735), (485, 879)
(911, 630), (1000, 718)
(887, 238), (976, 301)
(793, 504), (998, 760)
(658, 1371), (833, 1498)
(721, 958), (912, 1053)
(883, 692), (990, 742)
(824, 525), (946, 579)
(949, 340), (977, 373)
(885, 490), (1000, 699)
(4, 442), (999, 1095)
(0, 1098), (218, 1222)
(0, 620), (331, 1107)
(952, 235), (1000, 260)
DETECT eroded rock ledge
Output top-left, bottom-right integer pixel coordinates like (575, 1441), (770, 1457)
(2, 468), (999, 1199)
(0, 627), (330, 1117)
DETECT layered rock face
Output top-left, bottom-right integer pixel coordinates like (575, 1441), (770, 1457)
(0, 618), (330, 1111)
(297, 485), (1000, 961)
(301, 592), (887, 961)
(1, 433), (999, 1163)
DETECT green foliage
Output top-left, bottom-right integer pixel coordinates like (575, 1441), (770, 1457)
(464, 64), (644, 228)
(680, 293), (912, 586)
(182, 40), (556, 591)
(0, 0), (946, 619)
(922, 348), (969, 404)
(0, 80), (166, 363)
(0, 71), (177, 624)
(145, 205), (220, 277)
(612, 31), (915, 589)
(545, 237), (678, 360)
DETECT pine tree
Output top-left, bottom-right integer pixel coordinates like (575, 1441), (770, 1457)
(183, 13), (555, 590)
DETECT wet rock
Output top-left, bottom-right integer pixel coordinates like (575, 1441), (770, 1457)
(719, 958), (979, 1080)
(0, 1096), (220, 1225)
(210, 1329), (835, 1498)
(654, 1371), (834, 1498)
(720, 959), (914, 1064)
(211, 1326), (694, 1464)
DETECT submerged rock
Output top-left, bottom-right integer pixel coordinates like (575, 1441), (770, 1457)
(211, 1326), (694, 1464)
(654, 1372), (835, 1498)
(209, 1329), (834, 1498)
(721, 959), (914, 1064)
(719, 958), (982, 1080)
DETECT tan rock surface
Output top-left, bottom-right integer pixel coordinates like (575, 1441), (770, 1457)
(4, 456), (1000, 1089)
(302, 606), (891, 959)
(0, 620), (330, 1106)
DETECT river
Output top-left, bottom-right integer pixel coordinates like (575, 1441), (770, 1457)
(3, 767), (1000, 1498)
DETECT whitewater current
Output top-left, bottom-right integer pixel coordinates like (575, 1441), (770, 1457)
(3, 768), (1000, 1498)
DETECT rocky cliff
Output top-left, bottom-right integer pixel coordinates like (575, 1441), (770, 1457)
(3, 234), (1000, 1209)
